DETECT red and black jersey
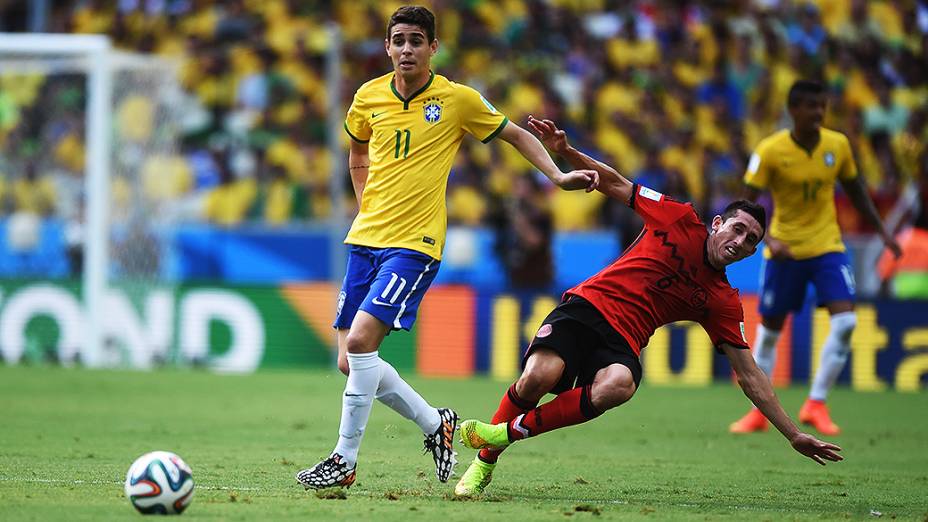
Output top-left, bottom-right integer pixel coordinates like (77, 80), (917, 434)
(566, 184), (749, 356)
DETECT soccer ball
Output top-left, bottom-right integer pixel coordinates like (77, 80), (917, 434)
(124, 451), (195, 515)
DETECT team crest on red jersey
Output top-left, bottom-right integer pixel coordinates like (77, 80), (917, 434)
(690, 288), (708, 309)
(536, 324), (553, 338)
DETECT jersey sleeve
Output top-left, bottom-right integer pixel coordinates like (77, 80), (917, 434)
(700, 296), (750, 353)
(628, 183), (694, 226)
(344, 89), (372, 143)
(837, 133), (859, 182)
(456, 84), (508, 143)
(743, 141), (772, 190)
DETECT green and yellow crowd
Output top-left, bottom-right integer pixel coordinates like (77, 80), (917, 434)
(0, 0), (925, 235)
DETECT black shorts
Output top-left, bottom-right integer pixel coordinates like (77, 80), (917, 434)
(524, 295), (642, 394)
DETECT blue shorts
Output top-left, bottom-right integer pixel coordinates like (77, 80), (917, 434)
(334, 245), (440, 331)
(759, 251), (856, 316)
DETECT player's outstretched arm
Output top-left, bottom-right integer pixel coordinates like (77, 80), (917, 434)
(526, 116), (633, 205)
(721, 343), (844, 466)
(840, 176), (903, 259)
(498, 120), (599, 192)
(348, 139), (370, 209)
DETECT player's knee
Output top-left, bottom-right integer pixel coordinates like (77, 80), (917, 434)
(517, 368), (559, 402)
(591, 367), (636, 411)
(517, 349), (564, 401)
(344, 331), (375, 354)
(830, 311), (857, 345)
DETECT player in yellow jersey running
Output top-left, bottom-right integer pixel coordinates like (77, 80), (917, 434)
(730, 80), (901, 436)
(296, 6), (598, 492)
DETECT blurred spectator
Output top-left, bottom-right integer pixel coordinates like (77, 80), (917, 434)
(728, 34), (763, 100)
(787, 3), (827, 60)
(492, 174), (554, 292)
(250, 164), (309, 225)
(202, 150), (256, 226)
(697, 59), (745, 122)
(12, 163), (55, 216)
(862, 80), (910, 137)
(113, 220), (161, 278)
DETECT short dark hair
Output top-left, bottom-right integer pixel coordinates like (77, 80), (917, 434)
(787, 79), (825, 108)
(721, 200), (766, 239)
(387, 6), (436, 43)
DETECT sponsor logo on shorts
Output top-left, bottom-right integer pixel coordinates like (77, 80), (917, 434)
(740, 322), (747, 343)
(536, 324), (553, 338)
(337, 291), (346, 315)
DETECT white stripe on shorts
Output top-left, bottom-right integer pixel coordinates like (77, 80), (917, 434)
(393, 258), (435, 329)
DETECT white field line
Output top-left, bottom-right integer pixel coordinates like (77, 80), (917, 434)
(0, 476), (264, 492)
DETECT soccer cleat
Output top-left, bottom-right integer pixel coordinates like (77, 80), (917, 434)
(729, 408), (769, 433)
(295, 453), (357, 490)
(459, 419), (510, 450)
(422, 408), (459, 483)
(798, 399), (841, 436)
(454, 457), (496, 498)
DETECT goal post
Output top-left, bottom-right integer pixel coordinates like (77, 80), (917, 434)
(0, 33), (186, 367)
(0, 33), (113, 367)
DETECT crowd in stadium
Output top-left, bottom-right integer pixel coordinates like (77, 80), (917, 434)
(0, 0), (925, 240)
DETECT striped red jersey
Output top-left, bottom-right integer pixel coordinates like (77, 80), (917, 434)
(566, 184), (749, 356)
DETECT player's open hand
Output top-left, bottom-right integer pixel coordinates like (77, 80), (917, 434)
(527, 116), (569, 155)
(789, 432), (843, 465)
(558, 169), (600, 192)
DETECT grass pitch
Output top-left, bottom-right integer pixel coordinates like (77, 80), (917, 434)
(1, 365), (926, 521)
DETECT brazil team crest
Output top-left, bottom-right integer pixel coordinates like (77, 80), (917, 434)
(423, 96), (443, 124)
(824, 151), (835, 167)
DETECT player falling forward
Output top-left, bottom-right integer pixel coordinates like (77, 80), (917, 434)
(295, 7), (598, 491)
(729, 80), (901, 436)
(454, 117), (842, 498)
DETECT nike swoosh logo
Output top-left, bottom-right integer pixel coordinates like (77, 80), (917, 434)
(372, 112), (385, 118)
(371, 297), (393, 306)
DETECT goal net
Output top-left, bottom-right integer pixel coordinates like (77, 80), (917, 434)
(0, 34), (183, 368)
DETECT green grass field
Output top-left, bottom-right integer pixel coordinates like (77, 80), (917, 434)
(1, 365), (926, 521)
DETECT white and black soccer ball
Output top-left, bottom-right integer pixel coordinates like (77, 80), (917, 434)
(124, 451), (194, 515)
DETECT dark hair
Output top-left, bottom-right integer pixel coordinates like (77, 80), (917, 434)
(787, 79), (825, 108)
(721, 199), (766, 239)
(387, 6), (436, 43)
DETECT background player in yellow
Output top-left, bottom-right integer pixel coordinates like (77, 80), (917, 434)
(730, 80), (902, 436)
(296, 5), (598, 491)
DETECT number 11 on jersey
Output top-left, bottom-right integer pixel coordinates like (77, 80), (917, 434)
(395, 129), (411, 159)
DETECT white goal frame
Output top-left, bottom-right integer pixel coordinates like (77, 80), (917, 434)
(0, 33), (114, 367)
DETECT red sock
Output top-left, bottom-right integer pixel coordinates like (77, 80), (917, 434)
(478, 383), (537, 464)
(508, 384), (601, 441)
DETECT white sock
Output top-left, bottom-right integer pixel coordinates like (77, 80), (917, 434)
(376, 359), (441, 434)
(332, 352), (381, 467)
(810, 312), (856, 401)
(753, 324), (780, 378)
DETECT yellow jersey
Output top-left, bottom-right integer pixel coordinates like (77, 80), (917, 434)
(343, 71), (508, 259)
(744, 128), (858, 260)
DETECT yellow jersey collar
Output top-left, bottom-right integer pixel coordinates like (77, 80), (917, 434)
(390, 70), (435, 110)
